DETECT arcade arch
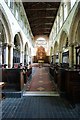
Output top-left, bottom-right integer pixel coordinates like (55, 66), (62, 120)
(69, 4), (80, 67)
(0, 9), (11, 67)
(13, 32), (23, 66)
(59, 31), (69, 64)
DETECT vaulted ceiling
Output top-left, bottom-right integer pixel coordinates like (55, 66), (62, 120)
(23, 2), (60, 37)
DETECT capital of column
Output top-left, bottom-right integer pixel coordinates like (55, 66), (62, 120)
(21, 51), (24, 54)
(59, 50), (62, 53)
(9, 43), (14, 47)
(68, 43), (74, 47)
(4, 43), (9, 47)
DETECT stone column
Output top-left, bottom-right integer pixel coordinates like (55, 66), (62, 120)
(4, 43), (8, 67)
(59, 51), (62, 64)
(69, 44), (74, 68)
(53, 54), (56, 64)
(74, 46), (76, 65)
(26, 49), (28, 64)
(20, 51), (24, 66)
(28, 55), (30, 64)
(0, 42), (2, 65)
(20, 51), (22, 64)
(22, 51), (24, 66)
(26, 55), (28, 64)
(9, 43), (14, 68)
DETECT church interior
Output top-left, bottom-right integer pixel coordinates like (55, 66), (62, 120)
(0, 0), (80, 119)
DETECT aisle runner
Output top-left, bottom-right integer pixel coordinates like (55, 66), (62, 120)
(26, 66), (57, 92)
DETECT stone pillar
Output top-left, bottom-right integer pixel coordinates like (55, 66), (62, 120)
(20, 51), (24, 66)
(0, 42), (2, 65)
(25, 54), (27, 64)
(74, 46), (76, 65)
(20, 51), (22, 64)
(59, 51), (62, 64)
(9, 44), (14, 68)
(53, 54), (56, 64)
(28, 55), (30, 64)
(69, 44), (74, 68)
(4, 43), (8, 67)
(26, 50), (28, 64)
(22, 51), (24, 66)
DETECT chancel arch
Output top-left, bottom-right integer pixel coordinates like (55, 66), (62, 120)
(36, 46), (46, 62)
(33, 37), (49, 63)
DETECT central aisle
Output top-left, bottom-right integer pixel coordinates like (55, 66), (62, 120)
(23, 64), (59, 96)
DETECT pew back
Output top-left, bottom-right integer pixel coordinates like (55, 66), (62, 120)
(2, 68), (24, 91)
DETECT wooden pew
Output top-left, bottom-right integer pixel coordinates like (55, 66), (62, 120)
(49, 66), (55, 77)
(2, 68), (24, 91)
(0, 82), (5, 99)
(57, 68), (66, 94)
(65, 69), (80, 103)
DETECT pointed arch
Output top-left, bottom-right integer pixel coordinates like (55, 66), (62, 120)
(54, 41), (59, 54)
(69, 2), (80, 45)
(0, 8), (12, 65)
(0, 6), (12, 43)
(13, 32), (23, 64)
(59, 30), (68, 52)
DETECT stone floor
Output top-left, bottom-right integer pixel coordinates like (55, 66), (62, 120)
(1, 96), (80, 119)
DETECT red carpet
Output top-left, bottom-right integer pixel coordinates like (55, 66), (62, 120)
(26, 64), (57, 91)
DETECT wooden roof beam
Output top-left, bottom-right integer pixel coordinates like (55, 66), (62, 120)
(26, 8), (57, 11)
(29, 16), (55, 20)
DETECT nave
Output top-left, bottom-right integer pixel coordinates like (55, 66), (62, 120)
(0, 1), (80, 119)
(2, 64), (80, 119)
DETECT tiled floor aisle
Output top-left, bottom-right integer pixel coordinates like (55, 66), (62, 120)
(26, 66), (57, 91)
(2, 96), (80, 119)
